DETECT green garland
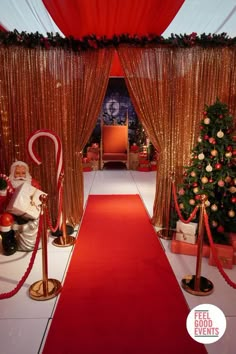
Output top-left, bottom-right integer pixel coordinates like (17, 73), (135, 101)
(1, 30), (236, 52)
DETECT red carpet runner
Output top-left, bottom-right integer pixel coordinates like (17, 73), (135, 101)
(43, 195), (207, 354)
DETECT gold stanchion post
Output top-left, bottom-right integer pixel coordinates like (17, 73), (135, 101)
(52, 210), (76, 247)
(181, 195), (214, 296)
(29, 194), (62, 301)
(52, 176), (76, 247)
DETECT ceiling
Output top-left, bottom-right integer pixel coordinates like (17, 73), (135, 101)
(0, 0), (236, 38)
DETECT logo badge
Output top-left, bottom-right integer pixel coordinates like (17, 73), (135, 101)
(186, 304), (226, 344)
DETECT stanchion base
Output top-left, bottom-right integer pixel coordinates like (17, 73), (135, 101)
(181, 275), (214, 296)
(157, 228), (174, 240)
(52, 235), (76, 247)
(29, 278), (62, 301)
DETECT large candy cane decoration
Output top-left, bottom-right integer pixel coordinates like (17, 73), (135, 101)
(27, 129), (64, 189)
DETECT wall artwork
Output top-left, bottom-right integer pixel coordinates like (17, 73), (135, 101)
(88, 78), (139, 145)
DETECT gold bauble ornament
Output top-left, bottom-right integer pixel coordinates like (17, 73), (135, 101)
(201, 176), (208, 184)
(193, 187), (199, 194)
(205, 200), (210, 207)
(225, 152), (232, 158)
(190, 171), (196, 177)
(228, 210), (235, 218)
(211, 204), (218, 211)
(206, 164), (213, 172)
(198, 153), (205, 160)
(217, 130), (224, 138)
(229, 186), (236, 193)
(204, 118), (210, 124)
(211, 149), (218, 156)
(179, 203), (184, 209)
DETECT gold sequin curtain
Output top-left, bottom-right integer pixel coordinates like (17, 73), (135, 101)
(0, 45), (113, 224)
(118, 45), (236, 228)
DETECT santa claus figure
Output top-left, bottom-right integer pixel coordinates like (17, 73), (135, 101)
(0, 161), (41, 255)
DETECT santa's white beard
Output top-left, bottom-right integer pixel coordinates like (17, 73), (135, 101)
(11, 177), (31, 189)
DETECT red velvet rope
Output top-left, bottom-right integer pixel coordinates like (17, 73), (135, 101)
(45, 185), (63, 233)
(204, 211), (236, 289)
(0, 213), (43, 299)
(172, 181), (199, 223)
(172, 179), (236, 289)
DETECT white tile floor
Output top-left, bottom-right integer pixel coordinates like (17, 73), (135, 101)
(0, 170), (236, 354)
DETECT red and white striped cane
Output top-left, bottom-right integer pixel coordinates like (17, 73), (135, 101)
(27, 129), (75, 247)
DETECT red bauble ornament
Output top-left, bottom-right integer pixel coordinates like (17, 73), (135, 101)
(219, 114), (223, 119)
(232, 150), (236, 156)
(231, 197), (236, 203)
(215, 163), (222, 170)
(195, 195), (201, 200)
(192, 182), (198, 187)
(217, 225), (225, 233)
(218, 180), (225, 187)
(209, 137), (216, 144)
(226, 145), (232, 152)
(0, 213), (14, 226)
(204, 135), (209, 140)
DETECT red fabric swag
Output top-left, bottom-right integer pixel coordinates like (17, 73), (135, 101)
(43, 0), (185, 75)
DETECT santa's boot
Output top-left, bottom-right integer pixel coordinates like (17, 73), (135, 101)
(0, 230), (17, 256)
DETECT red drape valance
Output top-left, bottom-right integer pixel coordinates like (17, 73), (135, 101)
(43, 0), (185, 76)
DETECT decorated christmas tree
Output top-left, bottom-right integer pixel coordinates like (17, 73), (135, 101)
(177, 98), (236, 244)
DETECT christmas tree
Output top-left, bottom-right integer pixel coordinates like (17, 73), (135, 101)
(177, 98), (236, 244)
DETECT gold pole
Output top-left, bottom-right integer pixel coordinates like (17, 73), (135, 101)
(181, 195), (214, 296)
(52, 181), (76, 247)
(157, 227), (174, 240)
(53, 210), (76, 247)
(157, 178), (174, 240)
(29, 194), (62, 301)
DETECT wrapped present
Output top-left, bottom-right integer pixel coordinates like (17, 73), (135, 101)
(137, 167), (151, 172)
(208, 244), (233, 269)
(233, 252), (236, 265)
(130, 144), (139, 152)
(228, 232), (236, 250)
(139, 152), (148, 160)
(90, 160), (99, 170)
(87, 151), (99, 160)
(6, 182), (46, 220)
(129, 152), (139, 169)
(175, 232), (197, 244)
(150, 161), (157, 171)
(83, 167), (92, 172)
(176, 220), (198, 236)
(129, 152), (139, 161)
(130, 160), (139, 170)
(171, 238), (210, 257)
